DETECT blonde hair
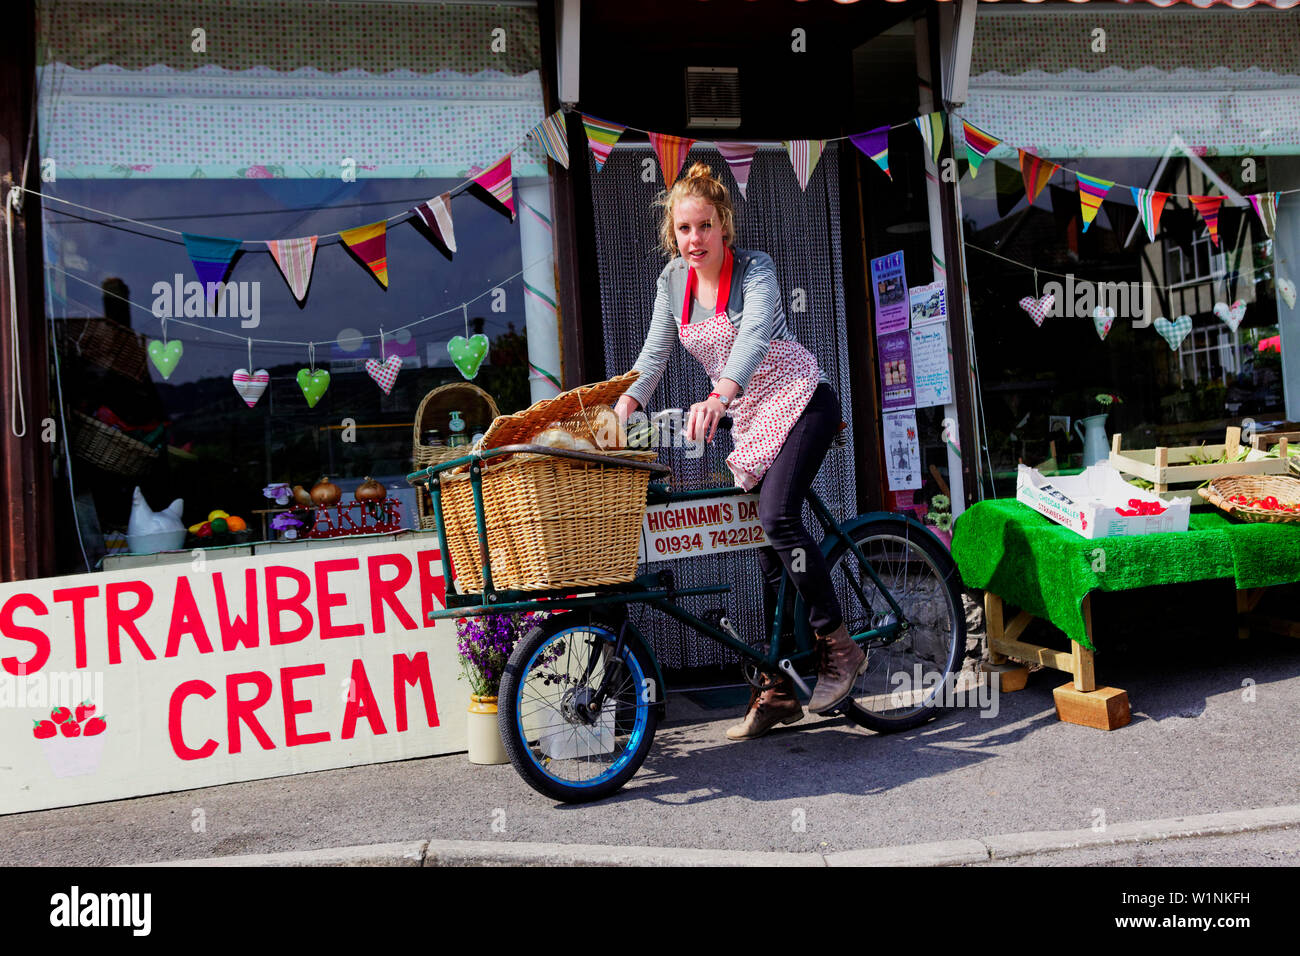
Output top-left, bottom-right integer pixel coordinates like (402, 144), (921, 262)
(653, 162), (736, 259)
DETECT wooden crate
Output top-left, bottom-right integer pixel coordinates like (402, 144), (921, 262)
(1250, 428), (1300, 476)
(1109, 426), (1291, 494)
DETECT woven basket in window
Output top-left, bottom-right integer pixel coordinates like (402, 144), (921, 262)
(412, 382), (500, 530)
(1198, 474), (1300, 524)
(58, 318), (149, 382)
(69, 411), (161, 477)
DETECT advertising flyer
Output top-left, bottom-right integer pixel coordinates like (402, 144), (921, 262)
(909, 280), (947, 327)
(870, 250), (910, 336)
(878, 329), (916, 411)
(910, 322), (954, 408)
(883, 410), (922, 491)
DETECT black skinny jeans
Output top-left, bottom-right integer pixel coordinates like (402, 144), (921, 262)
(753, 382), (844, 638)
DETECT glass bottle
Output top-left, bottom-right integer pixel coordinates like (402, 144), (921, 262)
(447, 410), (468, 447)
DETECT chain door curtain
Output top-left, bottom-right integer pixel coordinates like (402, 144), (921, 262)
(588, 144), (857, 672)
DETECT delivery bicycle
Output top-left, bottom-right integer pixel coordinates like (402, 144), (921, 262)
(407, 420), (967, 804)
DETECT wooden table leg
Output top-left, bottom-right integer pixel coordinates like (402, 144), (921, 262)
(1237, 588), (1266, 640)
(1053, 593), (1130, 730)
(981, 591), (1030, 692)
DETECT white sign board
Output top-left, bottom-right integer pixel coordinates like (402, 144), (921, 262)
(883, 410), (922, 491)
(909, 322), (954, 409)
(0, 536), (461, 815)
(639, 494), (768, 563)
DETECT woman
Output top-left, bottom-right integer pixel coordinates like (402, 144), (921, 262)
(613, 162), (866, 740)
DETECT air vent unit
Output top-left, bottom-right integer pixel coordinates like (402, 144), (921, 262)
(685, 67), (741, 129)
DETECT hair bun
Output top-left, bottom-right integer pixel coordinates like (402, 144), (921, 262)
(686, 162), (712, 180)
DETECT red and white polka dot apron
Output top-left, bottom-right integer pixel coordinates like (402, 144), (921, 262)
(679, 248), (821, 491)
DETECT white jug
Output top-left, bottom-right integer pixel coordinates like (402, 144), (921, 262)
(1074, 413), (1110, 467)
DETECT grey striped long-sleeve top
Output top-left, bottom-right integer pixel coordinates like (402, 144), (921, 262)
(623, 248), (828, 409)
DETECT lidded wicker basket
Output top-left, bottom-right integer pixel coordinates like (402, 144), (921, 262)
(1198, 474), (1300, 524)
(412, 382), (499, 529)
(427, 371), (660, 593)
(69, 411), (161, 476)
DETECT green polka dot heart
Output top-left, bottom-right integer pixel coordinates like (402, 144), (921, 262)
(448, 334), (489, 380)
(147, 339), (183, 379)
(296, 368), (331, 408)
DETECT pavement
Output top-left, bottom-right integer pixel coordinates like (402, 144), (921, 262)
(3, 586), (1300, 867)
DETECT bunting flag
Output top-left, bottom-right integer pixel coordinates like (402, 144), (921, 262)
(961, 121), (999, 179)
(1075, 172), (1115, 233)
(527, 110), (569, 170)
(1130, 187), (1171, 243)
(1018, 150), (1060, 205)
(784, 140), (825, 191)
(182, 233), (242, 308)
(717, 142), (758, 200)
(338, 220), (389, 288)
(913, 112), (944, 165)
(413, 193), (457, 255)
(1188, 194), (1225, 248)
(472, 154), (515, 219)
(266, 236), (318, 303)
(994, 159), (1026, 217)
(849, 126), (891, 180)
(648, 132), (695, 183)
(581, 113), (626, 172)
(1249, 191), (1279, 239)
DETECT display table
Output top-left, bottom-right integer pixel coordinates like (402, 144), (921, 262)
(951, 499), (1300, 729)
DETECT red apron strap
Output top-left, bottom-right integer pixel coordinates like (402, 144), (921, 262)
(681, 246), (734, 327)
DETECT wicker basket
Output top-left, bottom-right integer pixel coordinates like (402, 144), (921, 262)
(430, 371), (659, 592)
(1198, 474), (1300, 524)
(413, 382), (500, 529)
(58, 318), (149, 381)
(69, 411), (161, 476)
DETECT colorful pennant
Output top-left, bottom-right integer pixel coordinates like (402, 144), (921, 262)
(914, 112), (944, 165)
(961, 121), (999, 179)
(528, 110), (569, 170)
(849, 126), (891, 181)
(581, 113), (626, 172)
(338, 220), (389, 288)
(784, 140), (825, 191)
(414, 193), (457, 255)
(648, 132), (695, 184)
(1130, 187), (1171, 243)
(1018, 150), (1060, 205)
(266, 236), (318, 303)
(1188, 194), (1225, 248)
(717, 142), (758, 200)
(182, 233), (242, 309)
(1249, 191), (1279, 239)
(1075, 173), (1115, 233)
(472, 154), (515, 219)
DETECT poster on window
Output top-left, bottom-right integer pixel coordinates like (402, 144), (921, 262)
(883, 410), (922, 491)
(0, 537), (464, 815)
(909, 280), (947, 327)
(878, 329), (916, 411)
(870, 250), (910, 336)
(909, 322), (954, 409)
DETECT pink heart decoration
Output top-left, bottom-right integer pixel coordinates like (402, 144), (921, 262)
(232, 368), (270, 408)
(365, 354), (402, 395)
(1213, 299), (1246, 333)
(1092, 305), (1115, 341)
(1018, 294), (1055, 327)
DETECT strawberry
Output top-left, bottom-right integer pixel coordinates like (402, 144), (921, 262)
(60, 720), (81, 737)
(33, 720), (57, 739)
(50, 706), (72, 724)
(83, 716), (106, 737)
(75, 700), (96, 722)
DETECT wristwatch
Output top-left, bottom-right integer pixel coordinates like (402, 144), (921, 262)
(708, 391), (731, 407)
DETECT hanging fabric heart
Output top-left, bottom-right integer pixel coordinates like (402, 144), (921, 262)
(1092, 305), (1116, 341)
(296, 368), (331, 408)
(1018, 294), (1055, 327)
(448, 334), (489, 379)
(147, 339), (183, 379)
(232, 369), (270, 407)
(1213, 299), (1246, 332)
(1279, 277), (1297, 310)
(1154, 315), (1193, 351)
(365, 355), (402, 395)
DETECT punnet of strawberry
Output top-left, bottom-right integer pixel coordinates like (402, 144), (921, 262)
(32, 699), (106, 739)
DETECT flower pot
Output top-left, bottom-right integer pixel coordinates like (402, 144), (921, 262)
(467, 695), (509, 765)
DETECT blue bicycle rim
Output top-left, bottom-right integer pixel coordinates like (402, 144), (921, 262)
(516, 626), (649, 790)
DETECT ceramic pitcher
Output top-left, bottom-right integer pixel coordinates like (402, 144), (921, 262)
(1074, 413), (1109, 467)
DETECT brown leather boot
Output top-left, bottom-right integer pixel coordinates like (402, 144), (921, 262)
(806, 624), (867, 714)
(725, 676), (803, 740)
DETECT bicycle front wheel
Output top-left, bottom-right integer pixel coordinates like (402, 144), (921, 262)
(825, 520), (967, 732)
(499, 615), (659, 803)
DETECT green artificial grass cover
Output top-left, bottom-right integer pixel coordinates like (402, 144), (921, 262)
(951, 499), (1300, 650)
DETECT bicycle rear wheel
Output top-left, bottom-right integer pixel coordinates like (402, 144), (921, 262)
(824, 519), (967, 732)
(499, 615), (659, 803)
